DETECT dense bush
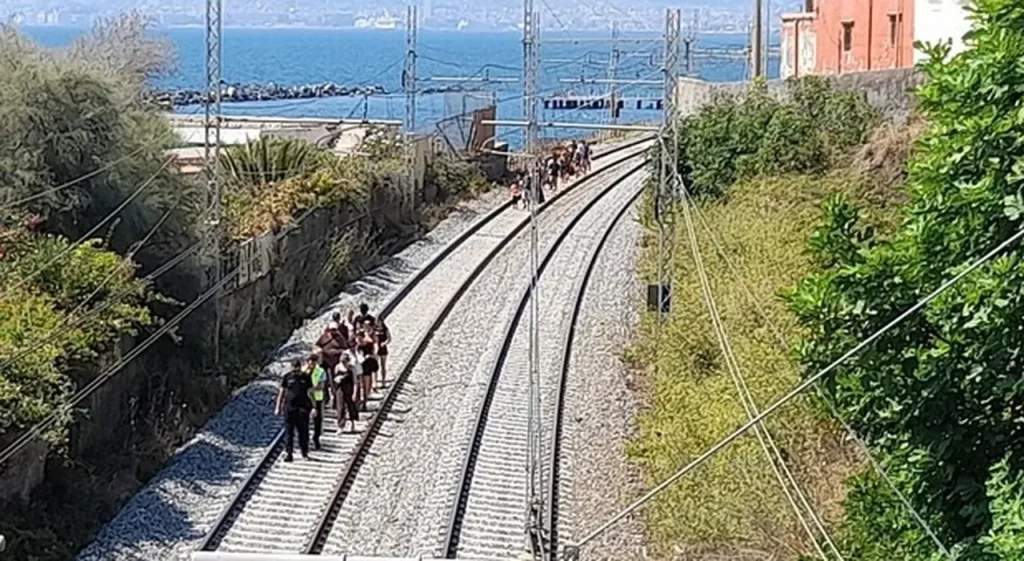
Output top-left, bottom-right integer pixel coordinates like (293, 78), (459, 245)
(0, 15), (185, 440)
(0, 18), (201, 264)
(786, 1), (1024, 558)
(667, 76), (879, 198)
(0, 225), (153, 436)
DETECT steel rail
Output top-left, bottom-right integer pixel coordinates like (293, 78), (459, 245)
(302, 146), (651, 555)
(196, 136), (652, 554)
(441, 160), (648, 559)
(542, 184), (644, 560)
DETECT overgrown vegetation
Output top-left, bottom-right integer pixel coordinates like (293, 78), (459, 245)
(0, 14), (194, 442)
(628, 70), (901, 559)
(632, 3), (1024, 561)
(786, 1), (1024, 558)
(667, 76), (878, 199)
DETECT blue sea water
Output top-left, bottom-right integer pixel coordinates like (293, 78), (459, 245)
(21, 26), (779, 146)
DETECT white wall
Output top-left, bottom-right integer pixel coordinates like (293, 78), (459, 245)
(914, 0), (971, 63)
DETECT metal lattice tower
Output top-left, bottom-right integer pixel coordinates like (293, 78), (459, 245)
(404, 4), (418, 220)
(606, 21), (620, 125)
(205, 0), (224, 364)
(654, 9), (681, 360)
(522, 1), (545, 558)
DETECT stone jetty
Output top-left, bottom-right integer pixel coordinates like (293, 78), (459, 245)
(152, 82), (483, 108)
(151, 82), (387, 107)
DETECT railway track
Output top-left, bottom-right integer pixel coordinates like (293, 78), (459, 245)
(193, 137), (652, 557)
(441, 161), (648, 560)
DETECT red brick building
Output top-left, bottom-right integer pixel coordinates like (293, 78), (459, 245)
(781, 0), (915, 78)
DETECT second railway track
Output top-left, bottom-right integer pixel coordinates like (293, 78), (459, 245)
(193, 137), (651, 557)
(441, 161), (649, 560)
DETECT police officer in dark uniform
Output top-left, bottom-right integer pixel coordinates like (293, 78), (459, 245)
(275, 359), (314, 462)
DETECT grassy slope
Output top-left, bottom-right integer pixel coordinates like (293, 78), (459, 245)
(626, 171), (894, 559)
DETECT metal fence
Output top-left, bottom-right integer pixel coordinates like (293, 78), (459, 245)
(435, 91), (497, 154)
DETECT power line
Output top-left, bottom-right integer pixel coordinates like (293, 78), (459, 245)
(1, 156), (176, 297)
(0, 146), (148, 213)
(574, 222), (1024, 550)
(0, 196), (186, 375)
(681, 184), (953, 559)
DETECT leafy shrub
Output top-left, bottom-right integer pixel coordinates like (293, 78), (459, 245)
(671, 77), (879, 198)
(786, 1), (1024, 557)
(0, 19), (200, 264)
(425, 152), (490, 199)
(0, 227), (153, 436)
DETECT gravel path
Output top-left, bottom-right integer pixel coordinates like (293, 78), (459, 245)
(321, 161), (646, 558)
(74, 189), (509, 561)
(559, 193), (648, 561)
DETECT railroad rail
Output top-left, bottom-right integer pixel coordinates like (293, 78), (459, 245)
(441, 160), (648, 559)
(194, 136), (652, 557)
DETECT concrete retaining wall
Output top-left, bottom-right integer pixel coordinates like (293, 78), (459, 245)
(678, 68), (924, 123)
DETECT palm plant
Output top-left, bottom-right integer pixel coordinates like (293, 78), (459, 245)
(219, 137), (325, 194)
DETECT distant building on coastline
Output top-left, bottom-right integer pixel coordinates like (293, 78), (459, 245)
(779, 0), (970, 79)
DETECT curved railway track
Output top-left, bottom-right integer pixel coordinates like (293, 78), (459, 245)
(194, 137), (652, 556)
(440, 160), (648, 560)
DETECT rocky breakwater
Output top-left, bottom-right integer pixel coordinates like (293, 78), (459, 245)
(151, 82), (388, 107)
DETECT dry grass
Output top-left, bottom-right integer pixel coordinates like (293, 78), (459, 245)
(850, 117), (925, 210)
(626, 173), (877, 560)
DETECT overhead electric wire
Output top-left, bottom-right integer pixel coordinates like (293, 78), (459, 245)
(575, 222), (1024, 550)
(0, 196), (184, 374)
(1, 156), (176, 298)
(0, 146), (150, 212)
(681, 183), (954, 559)
(675, 176), (843, 559)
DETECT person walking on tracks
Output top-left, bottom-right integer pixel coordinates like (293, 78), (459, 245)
(374, 315), (392, 389)
(306, 351), (328, 450)
(356, 321), (379, 402)
(275, 359), (314, 462)
(317, 320), (348, 407)
(334, 352), (358, 433)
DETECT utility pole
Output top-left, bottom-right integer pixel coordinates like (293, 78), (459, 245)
(522, 0), (544, 558)
(683, 9), (698, 75)
(751, 0), (764, 78)
(606, 21), (620, 125)
(653, 8), (681, 377)
(204, 0), (223, 365)
(404, 4), (418, 221)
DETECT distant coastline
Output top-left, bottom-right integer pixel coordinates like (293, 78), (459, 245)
(16, 22), (761, 36)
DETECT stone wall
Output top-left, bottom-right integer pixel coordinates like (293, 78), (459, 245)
(677, 68), (925, 123)
(0, 145), (441, 506)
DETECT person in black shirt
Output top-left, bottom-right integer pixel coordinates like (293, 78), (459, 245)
(354, 302), (375, 330)
(275, 359), (314, 462)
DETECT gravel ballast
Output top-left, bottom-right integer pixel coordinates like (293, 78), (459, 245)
(321, 165), (647, 558)
(559, 197), (648, 561)
(74, 190), (509, 561)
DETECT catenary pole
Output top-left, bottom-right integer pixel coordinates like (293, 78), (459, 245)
(404, 4), (418, 220)
(204, 0), (224, 365)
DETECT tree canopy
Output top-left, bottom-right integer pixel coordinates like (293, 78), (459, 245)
(786, 1), (1024, 558)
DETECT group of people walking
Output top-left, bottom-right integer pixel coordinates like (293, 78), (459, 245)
(509, 139), (593, 209)
(274, 302), (391, 462)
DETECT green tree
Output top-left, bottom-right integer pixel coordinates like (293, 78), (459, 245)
(786, 1), (1024, 558)
(0, 17), (201, 266)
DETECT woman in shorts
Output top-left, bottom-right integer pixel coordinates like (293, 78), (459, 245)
(334, 353), (358, 433)
(374, 316), (392, 389)
(356, 322), (379, 409)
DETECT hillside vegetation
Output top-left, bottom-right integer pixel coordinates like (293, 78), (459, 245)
(629, 1), (1024, 560)
(0, 14), (494, 561)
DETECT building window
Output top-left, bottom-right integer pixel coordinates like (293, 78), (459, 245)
(889, 14), (898, 45)
(842, 21), (854, 52)
(805, 0), (814, 12)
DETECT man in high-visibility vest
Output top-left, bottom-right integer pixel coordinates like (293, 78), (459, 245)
(306, 351), (327, 450)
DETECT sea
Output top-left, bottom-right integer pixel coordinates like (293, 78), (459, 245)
(20, 26), (781, 146)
